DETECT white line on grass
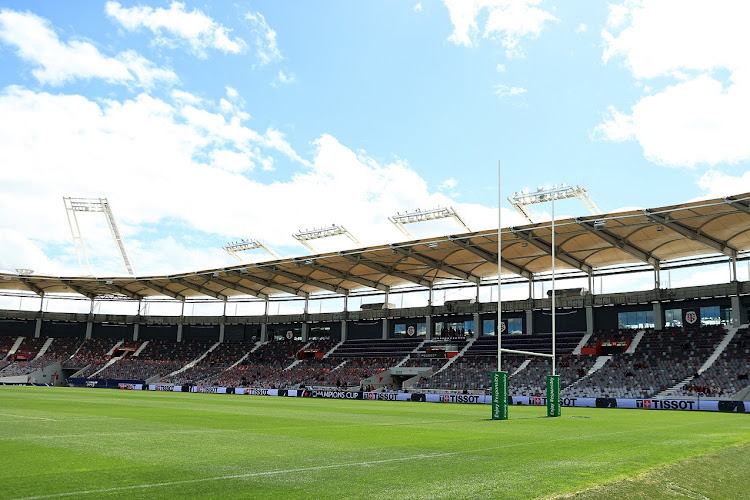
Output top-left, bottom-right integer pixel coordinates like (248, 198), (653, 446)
(7, 419), (728, 500)
(665, 483), (710, 500)
(0, 429), (227, 441)
(0, 413), (56, 421)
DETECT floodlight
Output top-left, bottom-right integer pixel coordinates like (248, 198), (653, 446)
(388, 206), (470, 237)
(293, 225), (359, 251)
(15, 269), (34, 276)
(63, 197), (135, 276)
(508, 184), (600, 224)
(223, 238), (280, 262)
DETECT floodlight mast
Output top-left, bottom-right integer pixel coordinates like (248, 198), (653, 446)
(292, 225), (359, 252)
(223, 239), (281, 262)
(388, 206), (471, 237)
(508, 184), (600, 224)
(63, 197), (135, 276)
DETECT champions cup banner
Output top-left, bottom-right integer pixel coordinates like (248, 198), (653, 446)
(118, 383), (750, 412)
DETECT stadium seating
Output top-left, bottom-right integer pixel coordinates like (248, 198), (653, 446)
(2, 323), (744, 400)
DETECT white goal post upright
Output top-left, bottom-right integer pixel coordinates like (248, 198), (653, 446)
(492, 160), (509, 420)
(492, 160), (561, 419)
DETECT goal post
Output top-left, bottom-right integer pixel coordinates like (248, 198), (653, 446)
(493, 160), (561, 419)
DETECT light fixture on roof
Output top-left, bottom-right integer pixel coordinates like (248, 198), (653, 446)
(388, 206), (471, 237)
(592, 220), (607, 228)
(509, 184), (600, 224)
(63, 197), (135, 276)
(15, 268), (34, 276)
(656, 226), (664, 232)
(223, 238), (281, 262)
(427, 242), (439, 248)
(293, 225), (359, 252)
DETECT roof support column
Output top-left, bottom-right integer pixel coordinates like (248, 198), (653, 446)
(587, 271), (593, 294)
(382, 317), (389, 340)
(585, 306), (594, 335)
(731, 295), (746, 326)
(340, 320), (348, 342)
(476, 282), (481, 303)
(654, 262), (661, 289)
(525, 310), (533, 335)
(302, 322), (309, 342)
(133, 323), (139, 342)
(653, 302), (664, 330)
(428, 284), (433, 306)
(529, 277), (534, 300)
(260, 323), (267, 343)
(472, 312), (480, 338)
(425, 315), (432, 340)
(35, 318), (42, 339)
(304, 296), (309, 315)
(731, 254), (738, 283)
(343, 291), (349, 313)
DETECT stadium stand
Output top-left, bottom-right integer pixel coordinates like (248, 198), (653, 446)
(675, 328), (750, 398)
(563, 327), (726, 398)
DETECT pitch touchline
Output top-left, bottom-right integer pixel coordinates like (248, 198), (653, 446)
(8, 419), (727, 500)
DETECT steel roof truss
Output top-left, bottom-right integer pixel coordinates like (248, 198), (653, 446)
(391, 246), (479, 283)
(60, 280), (97, 300)
(141, 281), (185, 301)
(173, 278), (227, 301)
(724, 197), (750, 216)
(265, 265), (347, 294)
(339, 253), (432, 287)
(227, 271), (308, 298)
(301, 261), (388, 291)
(105, 283), (142, 300)
(449, 237), (533, 280)
(207, 277), (269, 300)
(511, 229), (593, 274)
(644, 211), (737, 257)
(18, 278), (44, 297)
(577, 219), (659, 266)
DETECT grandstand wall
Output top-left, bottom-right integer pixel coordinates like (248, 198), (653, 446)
(1, 282), (748, 340)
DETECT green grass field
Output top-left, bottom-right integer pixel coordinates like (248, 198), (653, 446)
(1, 386), (748, 500)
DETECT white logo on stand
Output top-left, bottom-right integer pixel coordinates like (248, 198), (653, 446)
(407, 326), (415, 336)
(286, 331), (293, 340)
(685, 311), (698, 324)
(500, 322), (507, 333)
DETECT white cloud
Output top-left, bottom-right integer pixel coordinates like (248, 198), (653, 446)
(696, 170), (750, 199)
(0, 9), (177, 88)
(496, 63), (506, 72)
(493, 84), (526, 97)
(439, 178), (458, 190)
(443, 0), (556, 56)
(575, 23), (587, 33)
(225, 86), (238, 99)
(278, 70), (296, 84)
(598, 0), (750, 167)
(414, 3), (423, 12)
(0, 86), (520, 276)
(171, 89), (202, 104)
(105, 1), (245, 57)
(245, 12), (281, 66)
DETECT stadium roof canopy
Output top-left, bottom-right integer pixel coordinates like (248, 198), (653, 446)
(2, 193), (750, 301)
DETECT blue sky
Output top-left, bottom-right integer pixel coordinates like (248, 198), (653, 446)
(1, 0), (749, 279)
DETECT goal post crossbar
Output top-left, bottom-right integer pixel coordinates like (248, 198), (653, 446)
(499, 348), (553, 358)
